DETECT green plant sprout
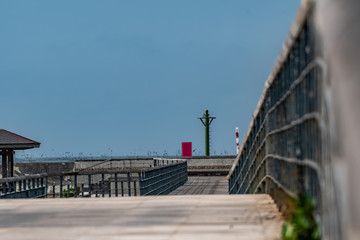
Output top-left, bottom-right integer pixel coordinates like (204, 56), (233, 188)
(62, 187), (75, 198)
(282, 194), (320, 240)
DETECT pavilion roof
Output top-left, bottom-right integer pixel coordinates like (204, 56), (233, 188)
(0, 129), (40, 150)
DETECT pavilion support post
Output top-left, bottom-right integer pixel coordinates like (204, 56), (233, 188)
(0, 130), (40, 179)
(8, 150), (14, 178)
(2, 150), (8, 178)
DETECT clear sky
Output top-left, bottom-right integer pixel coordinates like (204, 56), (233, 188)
(0, 0), (300, 159)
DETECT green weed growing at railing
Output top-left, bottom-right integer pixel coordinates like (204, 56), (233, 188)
(62, 187), (75, 198)
(282, 194), (320, 240)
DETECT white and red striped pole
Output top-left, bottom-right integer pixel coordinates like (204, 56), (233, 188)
(235, 127), (240, 154)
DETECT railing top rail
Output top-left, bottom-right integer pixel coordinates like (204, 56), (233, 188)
(227, 0), (314, 179)
(0, 173), (48, 184)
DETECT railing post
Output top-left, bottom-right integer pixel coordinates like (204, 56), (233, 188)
(23, 179), (26, 193)
(138, 172), (142, 196)
(74, 175), (77, 198)
(127, 173), (131, 196)
(95, 183), (98, 197)
(121, 181), (124, 197)
(81, 184), (84, 198)
(7, 182), (11, 195)
(101, 174), (105, 197)
(45, 176), (48, 198)
(2, 183), (7, 195)
(35, 178), (39, 196)
(32, 179), (36, 197)
(60, 176), (63, 198)
(115, 173), (118, 197)
(10, 182), (14, 194)
(88, 175), (92, 198)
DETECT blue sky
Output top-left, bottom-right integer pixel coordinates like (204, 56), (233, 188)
(0, 0), (300, 158)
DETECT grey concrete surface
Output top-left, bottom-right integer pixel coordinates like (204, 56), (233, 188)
(0, 195), (283, 240)
(169, 176), (228, 195)
(186, 157), (234, 167)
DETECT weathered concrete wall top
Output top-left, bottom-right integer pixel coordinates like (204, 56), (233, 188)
(74, 158), (156, 171)
(156, 156), (235, 167)
(0, 162), (75, 178)
(0, 156), (236, 178)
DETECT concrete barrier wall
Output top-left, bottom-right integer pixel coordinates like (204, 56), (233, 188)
(75, 156), (236, 171)
(156, 156), (235, 175)
(0, 162), (75, 178)
(2, 156), (236, 178)
(74, 158), (156, 171)
(186, 158), (234, 167)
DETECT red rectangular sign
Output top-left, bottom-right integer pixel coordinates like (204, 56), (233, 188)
(182, 142), (192, 158)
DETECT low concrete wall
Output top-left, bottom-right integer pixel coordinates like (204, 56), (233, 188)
(74, 158), (156, 171)
(0, 162), (75, 178)
(74, 157), (235, 173)
(0, 156), (236, 178)
(186, 157), (234, 167)
(156, 156), (236, 175)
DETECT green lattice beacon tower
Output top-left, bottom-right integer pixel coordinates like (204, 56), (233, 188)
(198, 109), (216, 156)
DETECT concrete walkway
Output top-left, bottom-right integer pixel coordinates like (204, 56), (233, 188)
(0, 195), (283, 240)
(169, 176), (228, 195)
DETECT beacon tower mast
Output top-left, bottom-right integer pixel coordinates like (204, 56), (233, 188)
(198, 109), (216, 156)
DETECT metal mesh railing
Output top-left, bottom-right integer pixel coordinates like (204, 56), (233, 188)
(0, 159), (187, 199)
(139, 161), (188, 196)
(47, 159), (187, 198)
(0, 174), (47, 199)
(228, 1), (325, 211)
(227, 2), (346, 237)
